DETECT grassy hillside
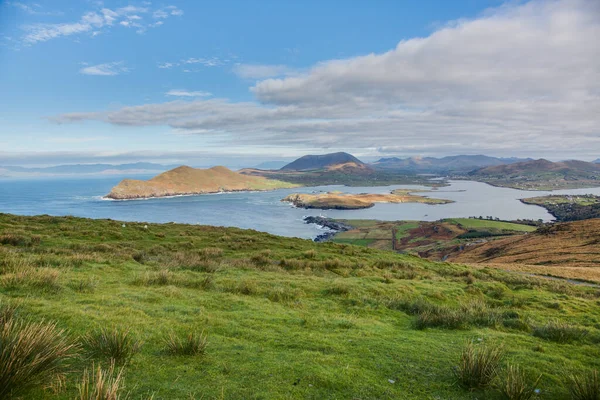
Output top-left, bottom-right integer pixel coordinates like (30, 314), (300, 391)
(107, 166), (297, 199)
(1, 214), (600, 399)
(452, 218), (600, 283)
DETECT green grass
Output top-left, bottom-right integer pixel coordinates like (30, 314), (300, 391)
(1, 213), (600, 399)
(394, 221), (421, 239)
(445, 218), (537, 232)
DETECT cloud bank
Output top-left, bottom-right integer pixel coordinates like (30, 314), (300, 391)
(52, 0), (600, 158)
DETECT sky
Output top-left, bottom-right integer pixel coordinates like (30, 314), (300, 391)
(0, 0), (599, 167)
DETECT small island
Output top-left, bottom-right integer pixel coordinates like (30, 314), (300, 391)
(282, 189), (452, 210)
(106, 165), (298, 200)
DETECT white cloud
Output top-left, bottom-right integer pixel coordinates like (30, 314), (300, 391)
(79, 61), (130, 76)
(158, 62), (174, 69)
(20, 3), (183, 45)
(7, 2), (63, 16)
(166, 90), (212, 97)
(233, 64), (297, 79)
(52, 0), (600, 158)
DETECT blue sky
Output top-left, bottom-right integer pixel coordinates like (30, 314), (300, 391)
(0, 0), (598, 166)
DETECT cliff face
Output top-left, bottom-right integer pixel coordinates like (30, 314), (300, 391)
(106, 165), (296, 199)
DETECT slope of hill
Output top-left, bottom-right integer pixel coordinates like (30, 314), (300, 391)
(106, 165), (296, 199)
(280, 152), (369, 172)
(372, 155), (530, 173)
(1, 213), (599, 399)
(468, 159), (600, 189)
(451, 218), (600, 281)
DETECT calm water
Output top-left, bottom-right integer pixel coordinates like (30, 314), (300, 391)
(2, 176), (600, 239)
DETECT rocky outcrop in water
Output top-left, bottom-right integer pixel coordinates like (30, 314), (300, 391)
(303, 216), (353, 242)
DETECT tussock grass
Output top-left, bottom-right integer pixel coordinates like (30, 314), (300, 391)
(1, 267), (61, 292)
(396, 297), (504, 330)
(77, 362), (126, 400)
(0, 233), (41, 247)
(163, 331), (208, 356)
(533, 320), (588, 343)
(453, 341), (504, 390)
(570, 370), (600, 400)
(0, 317), (78, 399)
(69, 277), (99, 293)
(496, 364), (541, 400)
(83, 327), (142, 365)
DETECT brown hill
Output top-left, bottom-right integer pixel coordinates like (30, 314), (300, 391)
(450, 219), (600, 282)
(106, 166), (296, 199)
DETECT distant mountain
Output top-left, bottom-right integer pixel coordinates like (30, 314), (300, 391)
(252, 161), (288, 170)
(106, 165), (297, 200)
(0, 162), (178, 176)
(594, 159), (600, 164)
(468, 159), (600, 189)
(470, 159), (600, 176)
(371, 155), (531, 173)
(280, 152), (369, 172)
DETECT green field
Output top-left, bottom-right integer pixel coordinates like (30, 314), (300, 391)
(1, 214), (599, 399)
(445, 218), (537, 232)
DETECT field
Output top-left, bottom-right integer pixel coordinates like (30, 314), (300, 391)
(2, 213), (599, 399)
(331, 218), (535, 257)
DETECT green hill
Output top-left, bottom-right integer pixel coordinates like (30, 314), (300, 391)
(1, 213), (599, 399)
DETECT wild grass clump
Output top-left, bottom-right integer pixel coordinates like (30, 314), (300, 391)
(163, 331), (208, 356)
(0, 267), (61, 292)
(323, 282), (351, 296)
(0, 300), (18, 324)
(532, 320), (588, 343)
(83, 327), (142, 365)
(0, 317), (78, 399)
(569, 370), (600, 400)
(199, 247), (224, 259)
(496, 364), (541, 400)
(133, 269), (173, 286)
(0, 234), (41, 247)
(396, 297), (502, 330)
(414, 307), (467, 330)
(453, 341), (504, 390)
(69, 277), (99, 293)
(77, 362), (126, 400)
(267, 286), (303, 303)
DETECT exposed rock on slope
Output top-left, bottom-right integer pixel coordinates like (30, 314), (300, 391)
(106, 165), (297, 199)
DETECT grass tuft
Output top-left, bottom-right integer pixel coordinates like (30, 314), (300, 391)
(77, 361), (126, 400)
(570, 370), (600, 400)
(454, 341), (504, 390)
(532, 320), (588, 343)
(163, 331), (208, 356)
(83, 327), (142, 365)
(496, 364), (541, 400)
(0, 317), (78, 399)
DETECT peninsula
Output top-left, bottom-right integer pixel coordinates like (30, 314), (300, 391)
(282, 189), (452, 210)
(105, 165), (298, 200)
